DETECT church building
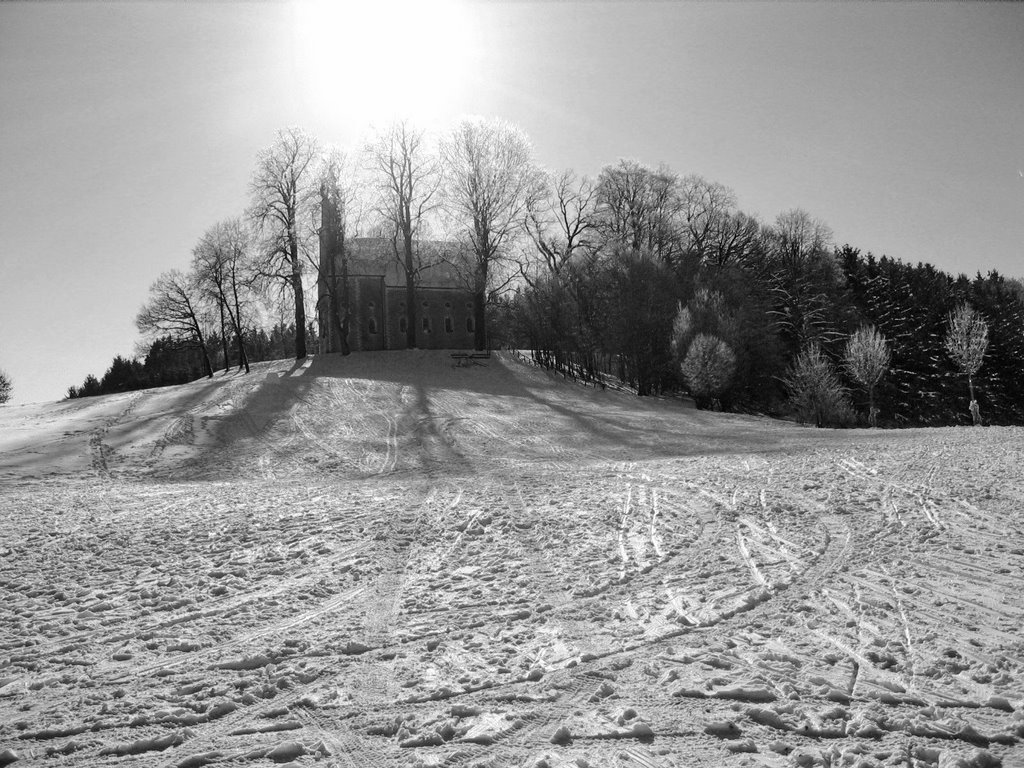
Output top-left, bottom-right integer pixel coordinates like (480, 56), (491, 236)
(316, 196), (477, 353)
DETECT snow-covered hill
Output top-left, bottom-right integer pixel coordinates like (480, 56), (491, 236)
(1, 351), (1022, 767)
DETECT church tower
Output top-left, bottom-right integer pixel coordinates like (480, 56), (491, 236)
(318, 173), (348, 354)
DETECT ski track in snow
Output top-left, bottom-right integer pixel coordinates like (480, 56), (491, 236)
(1, 351), (1023, 768)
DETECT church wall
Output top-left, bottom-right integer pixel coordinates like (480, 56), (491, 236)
(385, 287), (476, 350)
(317, 236), (477, 354)
(352, 276), (385, 352)
(384, 290), (407, 350)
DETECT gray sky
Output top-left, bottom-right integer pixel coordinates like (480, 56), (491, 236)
(2, 1), (1022, 404)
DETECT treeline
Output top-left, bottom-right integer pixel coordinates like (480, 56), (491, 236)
(507, 160), (1024, 426)
(66, 324), (304, 399)
(67, 119), (1024, 427)
(840, 251), (1024, 425)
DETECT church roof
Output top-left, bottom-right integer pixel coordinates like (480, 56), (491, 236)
(343, 237), (470, 289)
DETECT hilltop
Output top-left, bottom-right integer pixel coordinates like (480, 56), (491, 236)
(1, 351), (1022, 767)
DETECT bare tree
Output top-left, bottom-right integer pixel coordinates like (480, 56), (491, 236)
(771, 208), (834, 271)
(844, 324), (890, 427)
(522, 169), (598, 285)
(944, 302), (989, 409)
(678, 175), (734, 258)
(0, 369), (12, 404)
(440, 117), (545, 349)
(595, 159), (681, 265)
(249, 127), (320, 360)
(192, 218), (253, 373)
(366, 120), (442, 348)
(136, 270), (214, 378)
(675, 175), (761, 273)
(706, 211), (762, 272)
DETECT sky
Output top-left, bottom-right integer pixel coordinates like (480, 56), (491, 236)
(1, 0), (1022, 405)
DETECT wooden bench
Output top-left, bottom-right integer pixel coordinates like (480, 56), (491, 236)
(451, 350), (491, 367)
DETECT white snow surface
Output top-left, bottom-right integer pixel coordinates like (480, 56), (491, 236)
(1, 351), (1022, 768)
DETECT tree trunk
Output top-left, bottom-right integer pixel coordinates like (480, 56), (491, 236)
(235, 330), (249, 373)
(330, 288), (347, 355)
(200, 347), (214, 378)
(290, 233), (307, 360)
(473, 261), (487, 350)
(868, 385), (876, 428)
(404, 228), (417, 349)
(218, 300), (230, 372)
(337, 237), (350, 355)
(230, 286), (250, 374)
(195, 332), (214, 379)
(321, 276), (347, 355)
(473, 291), (487, 350)
(187, 304), (214, 379)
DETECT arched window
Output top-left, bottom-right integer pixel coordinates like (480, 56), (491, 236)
(421, 300), (431, 333)
(367, 301), (378, 334)
(399, 316), (408, 334)
(466, 315), (475, 333)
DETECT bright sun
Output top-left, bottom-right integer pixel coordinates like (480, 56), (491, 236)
(292, 0), (473, 126)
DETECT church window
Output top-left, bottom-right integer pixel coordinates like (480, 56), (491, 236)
(367, 302), (378, 334)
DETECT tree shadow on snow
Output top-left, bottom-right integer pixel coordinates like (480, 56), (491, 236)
(308, 351), (794, 464)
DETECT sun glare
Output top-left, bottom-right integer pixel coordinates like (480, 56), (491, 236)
(292, 0), (472, 126)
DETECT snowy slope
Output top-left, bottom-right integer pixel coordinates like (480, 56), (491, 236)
(1, 351), (1022, 768)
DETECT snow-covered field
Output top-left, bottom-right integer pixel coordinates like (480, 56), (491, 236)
(1, 351), (1022, 768)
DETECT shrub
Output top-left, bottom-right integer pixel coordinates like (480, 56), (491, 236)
(0, 369), (11, 404)
(783, 344), (855, 427)
(680, 333), (736, 405)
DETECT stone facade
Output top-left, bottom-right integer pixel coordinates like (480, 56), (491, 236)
(317, 236), (477, 353)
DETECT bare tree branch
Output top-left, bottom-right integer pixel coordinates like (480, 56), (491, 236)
(249, 127), (320, 359)
(365, 120), (442, 347)
(135, 269), (214, 378)
(440, 117), (546, 349)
